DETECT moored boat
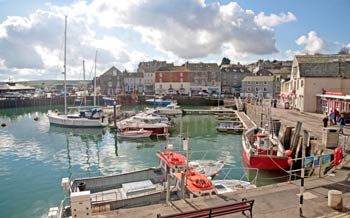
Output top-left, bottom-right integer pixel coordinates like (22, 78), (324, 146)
(189, 160), (224, 177)
(242, 127), (289, 170)
(212, 179), (256, 195)
(216, 121), (245, 133)
(116, 128), (153, 139)
(146, 96), (177, 107)
(48, 107), (108, 128)
(50, 151), (188, 217)
(174, 170), (216, 198)
(155, 103), (183, 116)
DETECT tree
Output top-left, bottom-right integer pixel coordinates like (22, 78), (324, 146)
(338, 47), (350, 55)
(220, 57), (231, 66)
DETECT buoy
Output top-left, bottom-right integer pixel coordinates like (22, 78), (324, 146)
(286, 150), (292, 156)
(287, 157), (293, 166)
(34, 117), (39, 121)
(1, 122), (6, 127)
(215, 173), (220, 177)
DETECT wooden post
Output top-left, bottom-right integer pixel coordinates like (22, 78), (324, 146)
(299, 130), (310, 217)
(113, 101), (117, 129)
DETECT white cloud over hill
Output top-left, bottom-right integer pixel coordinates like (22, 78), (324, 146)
(0, 0), (298, 81)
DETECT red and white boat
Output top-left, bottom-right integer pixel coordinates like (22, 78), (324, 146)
(174, 170), (216, 197)
(242, 127), (289, 170)
(116, 128), (153, 139)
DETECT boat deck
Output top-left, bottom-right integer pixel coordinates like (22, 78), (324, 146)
(90, 183), (164, 203)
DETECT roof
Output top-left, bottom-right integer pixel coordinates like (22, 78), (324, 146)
(295, 55), (350, 78)
(295, 54), (350, 63)
(185, 62), (219, 71)
(256, 69), (273, 76)
(157, 66), (188, 71)
(242, 76), (275, 82)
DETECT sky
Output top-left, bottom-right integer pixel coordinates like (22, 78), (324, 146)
(0, 0), (349, 82)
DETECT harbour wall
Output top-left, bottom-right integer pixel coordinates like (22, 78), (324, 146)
(0, 95), (226, 109)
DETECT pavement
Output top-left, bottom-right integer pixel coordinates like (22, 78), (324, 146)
(91, 105), (350, 218)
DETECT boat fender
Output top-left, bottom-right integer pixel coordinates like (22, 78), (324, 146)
(334, 146), (343, 165)
(287, 157), (293, 166)
(257, 133), (267, 138)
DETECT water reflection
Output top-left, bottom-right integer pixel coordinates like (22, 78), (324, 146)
(48, 126), (107, 176)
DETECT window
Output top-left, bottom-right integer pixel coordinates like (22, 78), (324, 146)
(247, 81), (250, 84)
(247, 87), (251, 91)
(301, 80), (304, 87)
(255, 81), (259, 85)
(264, 81), (267, 85)
(108, 81), (112, 87)
(263, 87), (267, 92)
(255, 87), (259, 92)
(113, 69), (117, 76)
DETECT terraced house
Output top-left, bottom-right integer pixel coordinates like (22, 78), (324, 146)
(280, 54), (350, 112)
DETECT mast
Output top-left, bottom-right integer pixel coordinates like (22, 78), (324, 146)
(83, 59), (86, 106)
(64, 16), (67, 115)
(94, 50), (97, 106)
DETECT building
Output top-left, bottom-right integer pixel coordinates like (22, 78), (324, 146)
(123, 72), (144, 94)
(0, 81), (35, 95)
(185, 62), (220, 95)
(97, 66), (123, 96)
(280, 54), (350, 112)
(247, 60), (292, 79)
(220, 64), (252, 94)
(241, 76), (280, 99)
(137, 60), (173, 94)
(154, 66), (190, 95)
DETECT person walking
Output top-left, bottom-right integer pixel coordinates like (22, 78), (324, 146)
(338, 113), (346, 135)
(329, 110), (335, 126)
(322, 113), (329, 128)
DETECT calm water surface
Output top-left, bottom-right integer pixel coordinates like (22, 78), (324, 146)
(0, 106), (286, 218)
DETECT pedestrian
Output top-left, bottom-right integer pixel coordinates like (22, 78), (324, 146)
(322, 113), (329, 128)
(335, 108), (340, 124)
(273, 99), (277, 108)
(338, 113), (346, 134)
(329, 110), (335, 126)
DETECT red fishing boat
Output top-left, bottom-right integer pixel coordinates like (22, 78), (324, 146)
(242, 127), (289, 170)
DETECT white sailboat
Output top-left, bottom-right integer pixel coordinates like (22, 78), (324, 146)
(47, 16), (108, 128)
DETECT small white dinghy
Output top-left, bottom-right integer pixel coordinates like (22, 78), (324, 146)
(189, 160), (225, 177)
(117, 128), (153, 139)
(213, 180), (256, 195)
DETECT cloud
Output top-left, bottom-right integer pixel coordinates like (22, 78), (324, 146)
(0, 0), (297, 81)
(295, 31), (326, 54)
(88, 0), (294, 58)
(254, 12), (296, 29)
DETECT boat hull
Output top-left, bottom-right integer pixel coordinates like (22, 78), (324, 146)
(117, 130), (152, 139)
(242, 145), (288, 170)
(146, 99), (176, 107)
(48, 114), (108, 128)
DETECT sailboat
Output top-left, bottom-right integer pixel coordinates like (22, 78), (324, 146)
(47, 16), (108, 128)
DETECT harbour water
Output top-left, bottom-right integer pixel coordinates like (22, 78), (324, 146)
(0, 106), (287, 218)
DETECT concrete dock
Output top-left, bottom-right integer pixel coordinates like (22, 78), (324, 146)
(91, 107), (350, 218)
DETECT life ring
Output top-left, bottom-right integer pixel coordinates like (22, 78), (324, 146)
(192, 179), (212, 189)
(334, 146), (343, 165)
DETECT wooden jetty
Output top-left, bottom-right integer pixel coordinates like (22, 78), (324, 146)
(183, 108), (235, 115)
